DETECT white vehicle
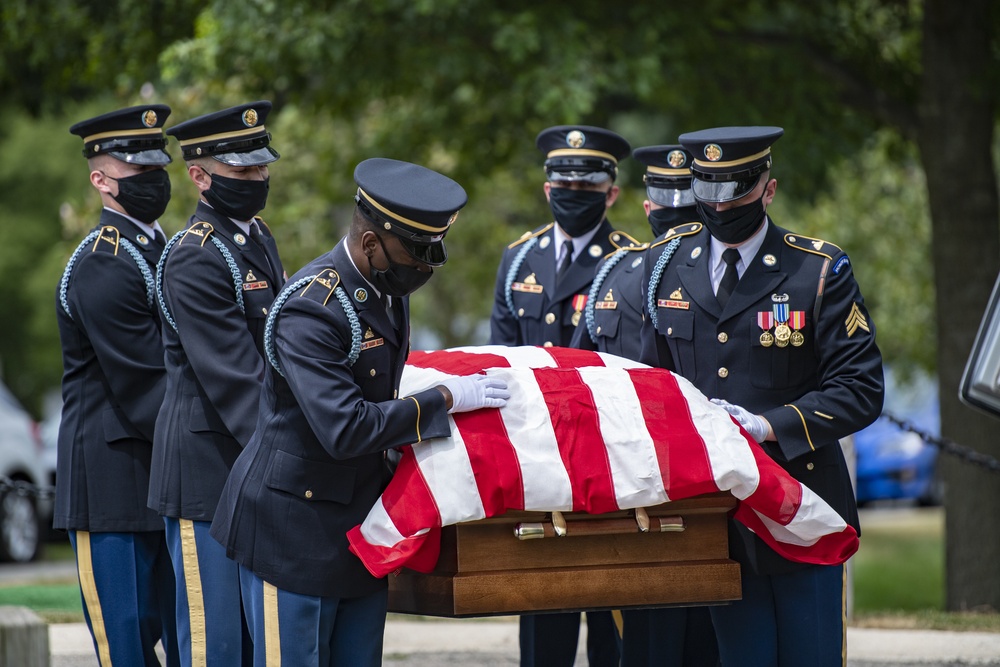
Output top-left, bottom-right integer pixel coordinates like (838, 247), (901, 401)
(0, 381), (51, 562)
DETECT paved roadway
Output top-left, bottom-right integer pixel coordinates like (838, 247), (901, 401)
(10, 507), (1000, 666)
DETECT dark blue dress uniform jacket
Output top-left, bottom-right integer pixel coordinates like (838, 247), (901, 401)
(489, 219), (619, 347)
(639, 220), (884, 574)
(210, 241), (451, 598)
(54, 211), (167, 532)
(569, 232), (648, 358)
(148, 202), (285, 521)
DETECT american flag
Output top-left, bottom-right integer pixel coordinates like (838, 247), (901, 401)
(347, 346), (858, 578)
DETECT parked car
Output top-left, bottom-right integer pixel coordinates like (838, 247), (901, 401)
(854, 370), (942, 506)
(0, 381), (51, 562)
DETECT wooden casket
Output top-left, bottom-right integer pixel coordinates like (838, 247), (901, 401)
(387, 492), (741, 617)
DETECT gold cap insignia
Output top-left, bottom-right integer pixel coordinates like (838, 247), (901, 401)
(448, 211), (459, 225)
(242, 108), (259, 127)
(354, 288), (368, 303)
(142, 110), (158, 128)
(566, 130), (586, 148)
(667, 150), (686, 168)
(704, 144), (722, 162)
(670, 288), (683, 300)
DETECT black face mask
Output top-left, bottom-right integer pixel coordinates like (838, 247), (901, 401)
(648, 205), (699, 238)
(203, 172), (270, 221)
(369, 235), (433, 297)
(548, 187), (608, 237)
(108, 169), (171, 224)
(696, 195), (767, 245)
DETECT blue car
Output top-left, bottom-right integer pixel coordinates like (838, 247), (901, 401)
(853, 371), (941, 506)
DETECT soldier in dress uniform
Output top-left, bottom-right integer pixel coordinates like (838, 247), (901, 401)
(149, 101), (286, 666)
(210, 158), (509, 666)
(57, 105), (179, 667)
(570, 143), (719, 666)
(639, 127), (884, 666)
(489, 124), (630, 667)
(570, 144), (700, 360)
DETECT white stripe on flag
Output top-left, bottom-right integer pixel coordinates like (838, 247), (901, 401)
(496, 368), (574, 510)
(359, 496), (410, 549)
(594, 353), (647, 369)
(753, 486), (849, 547)
(672, 374), (761, 499)
(414, 418), (486, 526)
(578, 367), (667, 508)
(400, 366), (455, 397)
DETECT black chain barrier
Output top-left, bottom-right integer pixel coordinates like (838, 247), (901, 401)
(881, 411), (1000, 474)
(0, 476), (55, 501)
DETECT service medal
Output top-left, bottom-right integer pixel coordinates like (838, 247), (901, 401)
(571, 311), (581, 326)
(760, 331), (775, 347)
(772, 303), (790, 348)
(757, 311), (774, 348)
(789, 310), (806, 347)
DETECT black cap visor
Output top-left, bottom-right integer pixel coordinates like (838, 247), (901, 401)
(545, 156), (616, 183)
(647, 185), (696, 208)
(399, 237), (448, 266)
(108, 148), (173, 166)
(691, 174), (762, 203)
(210, 145), (280, 167)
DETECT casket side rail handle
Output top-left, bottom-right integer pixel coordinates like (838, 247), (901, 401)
(513, 508), (684, 540)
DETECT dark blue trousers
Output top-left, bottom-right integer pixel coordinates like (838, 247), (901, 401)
(519, 610), (620, 666)
(621, 606), (719, 666)
(239, 565), (389, 667)
(164, 517), (252, 666)
(710, 564), (845, 667)
(70, 530), (179, 667)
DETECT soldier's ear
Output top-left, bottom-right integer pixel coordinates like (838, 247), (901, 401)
(361, 230), (379, 257)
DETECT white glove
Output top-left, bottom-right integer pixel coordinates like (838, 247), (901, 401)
(711, 398), (770, 443)
(439, 374), (511, 414)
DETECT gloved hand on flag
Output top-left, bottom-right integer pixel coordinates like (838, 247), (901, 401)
(711, 398), (772, 443)
(437, 374), (511, 413)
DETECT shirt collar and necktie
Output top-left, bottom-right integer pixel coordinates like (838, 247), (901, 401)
(552, 223), (601, 285)
(709, 218), (770, 301)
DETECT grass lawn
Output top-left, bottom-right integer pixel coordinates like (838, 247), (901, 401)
(3, 507), (999, 631)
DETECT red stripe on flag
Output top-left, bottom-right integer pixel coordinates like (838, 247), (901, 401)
(738, 438), (802, 525)
(630, 369), (720, 499)
(453, 408), (525, 513)
(545, 346), (608, 368)
(406, 350), (512, 374)
(534, 368), (618, 513)
(734, 505), (859, 565)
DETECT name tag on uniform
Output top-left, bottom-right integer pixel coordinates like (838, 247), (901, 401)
(511, 282), (544, 294)
(361, 338), (384, 351)
(594, 301), (618, 310)
(243, 281), (269, 291)
(657, 299), (689, 310)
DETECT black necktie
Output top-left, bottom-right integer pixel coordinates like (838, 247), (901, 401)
(717, 248), (741, 308)
(556, 240), (573, 284)
(154, 229), (166, 246)
(248, 223), (274, 276)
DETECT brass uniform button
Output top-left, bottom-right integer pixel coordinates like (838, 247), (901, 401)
(305, 489), (314, 499)
(596, 326), (602, 334)
(369, 368), (376, 376)
(806, 463), (815, 471)
(543, 341), (553, 348)
(667, 327), (673, 335)
(718, 332), (728, 343)
(393, 389), (398, 398)
(718, 367), (729, 378)
(545, 313), (556, 324)
(517, 308), (524, 317)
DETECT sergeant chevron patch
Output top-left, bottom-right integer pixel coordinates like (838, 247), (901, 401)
(845, 302), (870, 337)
